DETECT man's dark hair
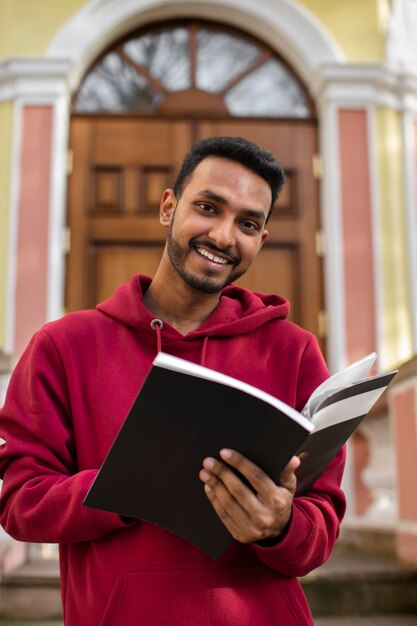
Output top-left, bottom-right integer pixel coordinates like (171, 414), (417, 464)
(173, 136), (285, 221)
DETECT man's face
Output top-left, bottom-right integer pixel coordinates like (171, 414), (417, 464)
(160, 157), (270, 294)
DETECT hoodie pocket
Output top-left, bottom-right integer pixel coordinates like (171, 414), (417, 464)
(100, 568), (312, 626)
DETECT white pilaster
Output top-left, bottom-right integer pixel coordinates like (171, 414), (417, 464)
(0, 59), (72, 343)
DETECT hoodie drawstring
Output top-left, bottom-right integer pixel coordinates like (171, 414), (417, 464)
(200, 336), (209, 367)
(150, 319), (163, 353)
(150, 318), (209, 366)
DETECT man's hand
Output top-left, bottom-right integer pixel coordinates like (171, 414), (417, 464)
(199, 450), (300, 544)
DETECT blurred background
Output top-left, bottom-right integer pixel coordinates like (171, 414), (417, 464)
(1, 0), (417, 623)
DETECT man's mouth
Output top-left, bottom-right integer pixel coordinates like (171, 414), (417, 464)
(195, 246), (230, 265)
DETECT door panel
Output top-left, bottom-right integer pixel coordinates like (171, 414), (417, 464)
(67, 116), (322, 344)
(237, 244), (299, 321)
(93, 244), (164, 305)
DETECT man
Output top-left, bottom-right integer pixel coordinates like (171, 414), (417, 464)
(0, 136), (345, 625)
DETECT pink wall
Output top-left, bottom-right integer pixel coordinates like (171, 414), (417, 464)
(390, 383), (417, 563)
(338, 110), (377, 517)
(351, 430), (373, 516)
(14, 106), (53, 356)
(338, 109), (376, 365)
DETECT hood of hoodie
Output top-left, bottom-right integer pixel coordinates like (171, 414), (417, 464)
(97, 275), (290, 341)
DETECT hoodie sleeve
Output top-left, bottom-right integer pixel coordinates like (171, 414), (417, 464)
(0, 330), (134, 544)
(250, 334), (346, 576)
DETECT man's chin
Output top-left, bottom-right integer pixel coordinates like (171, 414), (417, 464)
(183, 270), (245, 294)
(185, 276), (226, 294)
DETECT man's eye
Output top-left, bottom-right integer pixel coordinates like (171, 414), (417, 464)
(198, 203), (215, 213)
(241, 221), (259, 231)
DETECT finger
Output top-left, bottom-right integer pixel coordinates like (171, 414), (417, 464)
(201, 458), (260, 510)
(285, 455), (301, 473)
(203, 475), (251, 525)
(200, 470), (255, 541)
(202, 472), (289, 544)
(203, 457), (258, 512)
(218, 449), (277, 499)
(278, 456), (300, 493)
(204, 453), (284, 523)
(200, 459), (292, 542)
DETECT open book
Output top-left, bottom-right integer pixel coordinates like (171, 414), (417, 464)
(84, 352), (396, 559)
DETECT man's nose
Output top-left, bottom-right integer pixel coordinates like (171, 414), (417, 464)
(208, 219), (236, 249)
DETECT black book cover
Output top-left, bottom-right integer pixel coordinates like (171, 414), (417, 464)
(84, 361), (311, 559)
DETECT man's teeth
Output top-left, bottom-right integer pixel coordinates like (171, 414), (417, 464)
(196, 247), (228, 265)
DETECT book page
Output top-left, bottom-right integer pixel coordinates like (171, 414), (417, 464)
(311, 371), (396, 431)
(303, 352), (378, 419)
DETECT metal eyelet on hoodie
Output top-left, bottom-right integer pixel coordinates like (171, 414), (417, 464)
(150, 319), (163, 330)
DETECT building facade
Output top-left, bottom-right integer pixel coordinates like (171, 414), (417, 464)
(1, 0), (417, 563)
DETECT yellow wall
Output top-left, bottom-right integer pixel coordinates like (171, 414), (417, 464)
(0, 0), (389, 62)
(0, 0), (85, 57)
(298, 0), (389, 61)
(0, 103), (13, 351)
(376, 108), (413, 370)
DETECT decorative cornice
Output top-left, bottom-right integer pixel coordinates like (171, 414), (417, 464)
(2, 54), (417, 118)
(0, 58), (72, 103)
(314, 63), (417, 113)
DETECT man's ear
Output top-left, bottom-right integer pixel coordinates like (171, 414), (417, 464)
(259, 228), (268, 249)
(160, 189), (177, 227)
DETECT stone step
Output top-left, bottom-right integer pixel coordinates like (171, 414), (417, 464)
(301, 550), (417, 617)
(0, 561), (61, 621)
(2, 550), (417, 620)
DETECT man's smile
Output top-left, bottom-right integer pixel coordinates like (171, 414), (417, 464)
(195, 246), (229, 265)
(191, 238), (240, 269)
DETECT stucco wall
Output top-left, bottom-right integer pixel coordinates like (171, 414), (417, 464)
(0, 0), (386, 62)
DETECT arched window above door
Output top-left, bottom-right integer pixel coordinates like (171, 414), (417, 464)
(73, 21), (312, 118)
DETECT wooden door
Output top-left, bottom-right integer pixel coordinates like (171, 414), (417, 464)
(66, 116), (323, 341)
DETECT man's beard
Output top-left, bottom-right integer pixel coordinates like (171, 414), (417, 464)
(166, 223), (244, 294)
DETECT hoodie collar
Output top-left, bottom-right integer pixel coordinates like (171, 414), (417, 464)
(97, 274), (290, 340)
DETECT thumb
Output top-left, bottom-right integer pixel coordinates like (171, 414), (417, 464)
(278, 455), (300, 493)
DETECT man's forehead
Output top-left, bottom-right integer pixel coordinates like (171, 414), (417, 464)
(184, 157), (272, 205)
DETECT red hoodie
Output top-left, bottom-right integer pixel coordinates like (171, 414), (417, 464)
(0, 275), (345, 626)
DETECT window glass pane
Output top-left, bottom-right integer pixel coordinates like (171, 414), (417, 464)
(73, 21), (311, 118)
(74, 52), (163, 112)
(196, 28), (261, 93)
(124, 27), (190, 92)
(225, 59), (310, 117)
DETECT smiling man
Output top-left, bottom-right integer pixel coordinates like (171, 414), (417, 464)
(0, 136), (346, 625)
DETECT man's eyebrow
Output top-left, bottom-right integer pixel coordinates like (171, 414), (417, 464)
(197, 189), (229, 205)
(197, 189), (266, 221)
(241, 208), (267, 221)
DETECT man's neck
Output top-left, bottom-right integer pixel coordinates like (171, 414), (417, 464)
(144, 271), (221, 335)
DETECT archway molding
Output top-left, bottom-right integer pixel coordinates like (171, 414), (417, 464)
(47, 0), (345, 94)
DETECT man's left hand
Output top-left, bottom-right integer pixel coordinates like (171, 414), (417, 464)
(199, 450), (300, 544)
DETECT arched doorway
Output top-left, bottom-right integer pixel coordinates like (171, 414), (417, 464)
(66, 19), (323, 341)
